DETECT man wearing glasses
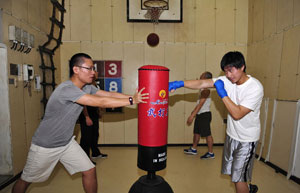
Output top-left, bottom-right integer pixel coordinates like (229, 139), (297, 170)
(12, 53), (149, 193)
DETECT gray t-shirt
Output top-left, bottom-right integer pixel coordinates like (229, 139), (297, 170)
(32, 80), (98, 148)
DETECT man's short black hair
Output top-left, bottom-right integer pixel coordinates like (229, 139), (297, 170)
(220, 51), (246, 72)
(69, 53), (92, 77)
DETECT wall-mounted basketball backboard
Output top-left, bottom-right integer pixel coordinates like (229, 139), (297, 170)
(127, 0), (182, 23)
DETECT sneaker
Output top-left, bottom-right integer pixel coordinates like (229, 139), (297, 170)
(249, 184), (258, 193)
(92, 153), (108, 159)
(200, 152), (215, 159)
(184, 147), (197, 155)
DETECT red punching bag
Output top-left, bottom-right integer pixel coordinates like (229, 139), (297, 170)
(138, 65), (169, 172)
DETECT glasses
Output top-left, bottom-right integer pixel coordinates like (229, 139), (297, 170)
(77, 66), (96, 72)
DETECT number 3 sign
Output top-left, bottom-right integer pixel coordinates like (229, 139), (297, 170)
(94, 60), (123, 113)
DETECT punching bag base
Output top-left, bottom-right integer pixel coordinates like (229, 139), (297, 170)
(129, 175), (173, 193)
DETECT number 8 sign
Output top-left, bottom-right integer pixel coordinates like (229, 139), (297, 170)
(105, 78), (122, 93)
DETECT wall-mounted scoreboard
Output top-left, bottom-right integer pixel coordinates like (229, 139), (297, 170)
(94, 60), (123, 113)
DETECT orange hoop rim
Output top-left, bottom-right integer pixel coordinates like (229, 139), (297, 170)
(143, 0), (168, 9)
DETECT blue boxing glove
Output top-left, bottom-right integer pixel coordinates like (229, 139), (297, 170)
(169, 80), (184, 91)
(214, 79), (228, 99)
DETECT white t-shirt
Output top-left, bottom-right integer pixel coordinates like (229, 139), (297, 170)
(213, 75), (264, 142)
(197, 89), (211, 114)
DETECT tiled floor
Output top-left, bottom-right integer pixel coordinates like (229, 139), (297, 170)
(1, 146), (300, 193)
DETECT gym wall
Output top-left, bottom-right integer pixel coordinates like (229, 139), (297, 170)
(248, 0), (300, 179)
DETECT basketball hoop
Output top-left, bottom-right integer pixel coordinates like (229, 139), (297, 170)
(143, 0), (168, 24)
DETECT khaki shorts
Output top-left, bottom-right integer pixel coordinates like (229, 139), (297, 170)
(21, 136), (94, 183)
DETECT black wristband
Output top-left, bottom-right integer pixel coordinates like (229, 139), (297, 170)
(129, 97), (133, 105)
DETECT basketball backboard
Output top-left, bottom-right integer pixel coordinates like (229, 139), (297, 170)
(127, 0), (182, 23)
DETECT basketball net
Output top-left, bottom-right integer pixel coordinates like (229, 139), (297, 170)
(143, 0), (168, 24)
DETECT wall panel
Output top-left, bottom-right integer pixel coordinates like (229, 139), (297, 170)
(112, 0), (133, 42)
(165, 43), (186, 143)
(294, 0), (300, 25)
(252, 0), (264, 42)
(91, 0), (112, 41)
(235, 0), (248, 44)
(11, 0), (27, 22)
(185, 43), (206, 80)
(278, 25), (300, 100)
(263, 0), (277, 38)
(80, 41), (103, 60)
(175, 0), (195, 43)
(102, 42), (123, 60)
(270, 101), (297, 171)
(103, 113), (125, 144)
(206, 44), (225, 77)
(263, 35), (283, 99)
(277, 0), (293, 32)
(247, 0), (254, 44)
(62, 0), (71, 41)
(28, 0), (41, 29)
(0, 0), (12, 12)
(59, 42), (81, 82)
(70, 0), (91, 41)
(144, 42), (164, 66)
(155, 23), (175, 43)
(216, 0), (235, 43)
(133, 23), (153, 42)
(40, 0), (52, 34)
(195, 0), (216, 43)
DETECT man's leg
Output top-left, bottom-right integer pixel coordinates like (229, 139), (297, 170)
(82, 167), (97, 193)
(11, 179), (31, 193)
(80, 122), (92, 157)
(192, 133), (200, 149)
(206, 135), (213, 153)
(91, 120), (101, 156)
(235, 181), (249, 193)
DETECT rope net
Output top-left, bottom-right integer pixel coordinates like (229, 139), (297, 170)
(143, 0), (168, 24)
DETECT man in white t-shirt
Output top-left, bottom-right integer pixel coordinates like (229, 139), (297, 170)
(184, 71), (215, 159)
(169, 51), (263, 193)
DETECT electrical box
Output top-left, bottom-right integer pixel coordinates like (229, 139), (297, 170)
(8, 26), (21, 42)
(23, 64), (34, 81)
(20, 29), (28, 46)
(28, 34), (34, 48)
(34, 75), (41, 90)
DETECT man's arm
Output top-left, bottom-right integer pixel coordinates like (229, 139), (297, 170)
(169, 79), (214, 91)
(214, 79), (251, 120)
(187, 89), (210, 125)
(76, 88), (148, 108)
(82, 106), (93, 126)
(95, 89), (131, 98)
(222, 98), (252, 120)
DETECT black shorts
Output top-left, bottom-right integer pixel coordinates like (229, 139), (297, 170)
(193, 112), (212, 137)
